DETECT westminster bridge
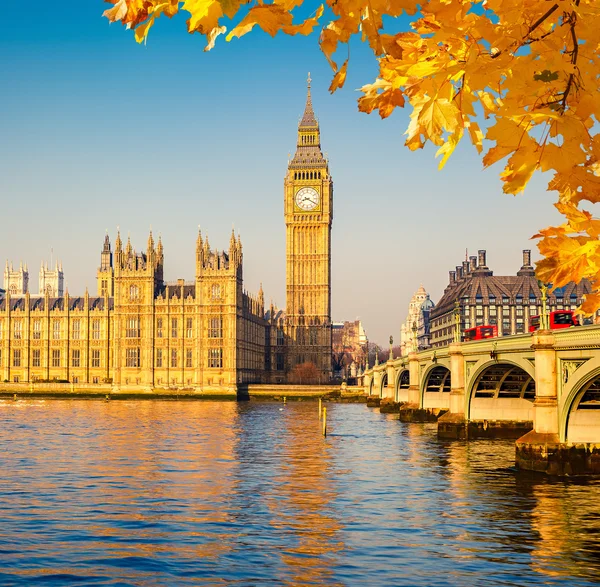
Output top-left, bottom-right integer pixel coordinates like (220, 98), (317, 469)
(360, 325), (600, 475)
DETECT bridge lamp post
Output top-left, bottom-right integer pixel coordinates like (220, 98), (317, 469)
(412, 321), (418, 353)
(453, 299), (462, 343)
(389, 335), (394, 361)
(538, 281), (550, 330)
(365, 338), (369, 370)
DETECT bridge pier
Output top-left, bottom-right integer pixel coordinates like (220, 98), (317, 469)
(438, 342), (467, 438)
(516, 331), (600, 475)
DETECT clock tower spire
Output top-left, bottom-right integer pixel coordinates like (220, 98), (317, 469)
(284, 74), (333, 380)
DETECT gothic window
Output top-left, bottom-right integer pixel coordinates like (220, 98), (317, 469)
(33, 319), (41, 340)
(171, 318), (178, 338)
(309, 328), (318, 346)
(503, 307), (510, 317)
(318, 172), (321, 179)
(91, 349), (101, 368)
(72, 349), (81, 368)
(126, 318), (140, 338)
(208, 348), (223, 368)
(276, 353), (284, 371)
(9, 284), (17, 295)
(490, 306), (497, 317)
(186, 349), (193, 368)
(52, 349), (61, 367)
(171, 349), (178, 368)
(92, 319), (101, 340)
(156, 349), (163, 368)
(13, 320), (22, 340)
(72, 319), (81, 340)
(101, 279), (108, 295)
(13, 349), (21, 368)
(211, 284), (221, 299)
(186, 318), (193, 338)
(516, 307), (524, 317)
(276, 328), (284, 346)
(209, 317), (223, 338)
(53, 320), (60, 340)
(32, 349), (41, 367)
(129, 285), (139, 300)
(156, 318), (163, 338)
(126, 348), (140, 368)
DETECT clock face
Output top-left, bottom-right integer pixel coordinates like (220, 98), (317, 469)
(295, 187), (320, 211)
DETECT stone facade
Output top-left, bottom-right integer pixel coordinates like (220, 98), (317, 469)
(0, 77), (333, 390)
(400, 285), (434, 356)
(430, 249), (593, 348)
(332, 320), (367, 377)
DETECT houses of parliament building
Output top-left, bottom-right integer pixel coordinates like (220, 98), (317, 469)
(0, 78), (334, 391)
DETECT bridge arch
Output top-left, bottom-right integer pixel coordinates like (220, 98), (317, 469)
(379, 372), (388, 398)
(395, 369), (409, 403)
(467, 361), (535, 421)
(368, 377), (374, 396)
(561, 360), (600, 443)
(421, 365), (451, 410)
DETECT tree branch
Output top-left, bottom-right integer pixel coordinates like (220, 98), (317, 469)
(491, 3), (559, 59)
(561, 2), (581, 111)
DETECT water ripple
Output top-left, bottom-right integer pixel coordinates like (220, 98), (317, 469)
(0, 400), (600, 585)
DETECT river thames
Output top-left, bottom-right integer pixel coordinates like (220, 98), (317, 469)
(0, 400), (599, 586)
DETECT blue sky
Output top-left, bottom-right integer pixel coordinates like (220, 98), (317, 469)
(0, 2), (563, 344)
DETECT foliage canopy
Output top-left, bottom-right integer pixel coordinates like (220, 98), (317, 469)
(104, 0), (600, 312)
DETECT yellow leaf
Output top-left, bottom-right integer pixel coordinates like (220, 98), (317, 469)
(103, 0), (128, 22)
(436, 126), (464, 169)
(135, 17), (155, 44)
(467, 121), (483, 154)
(227, 5), (292, 40)
(417, 98), (460, 141)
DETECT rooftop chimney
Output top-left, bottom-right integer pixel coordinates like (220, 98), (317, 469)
(449, 270), (456, 285)
(478, 249), (487, 268)
(469, 256), (477, 271)
(517, 249), (535, 277)
(456, 266), (463, 280)
(462, 260), (470, 275)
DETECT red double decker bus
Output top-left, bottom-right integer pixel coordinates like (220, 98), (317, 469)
(529, 310), (579, 332)
(463, 325), (498, 341)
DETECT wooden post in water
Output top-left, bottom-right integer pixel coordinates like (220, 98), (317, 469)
(322, 407), (327, 437)
(319, 398), (322, 419)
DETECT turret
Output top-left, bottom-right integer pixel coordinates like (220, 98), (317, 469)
(100, 233), (112, 271)
(147, 230), (155, 255)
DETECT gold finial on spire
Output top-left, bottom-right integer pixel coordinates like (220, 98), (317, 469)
(307, 72), (311, 89)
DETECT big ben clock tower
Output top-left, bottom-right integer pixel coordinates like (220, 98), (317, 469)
(284, 74), (333, 379)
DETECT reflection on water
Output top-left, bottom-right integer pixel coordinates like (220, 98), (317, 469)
(0, 401), (600, 586)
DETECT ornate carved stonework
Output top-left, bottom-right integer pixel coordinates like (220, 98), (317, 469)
(562, 359), (588, 384)
(465, 361), (477, 381)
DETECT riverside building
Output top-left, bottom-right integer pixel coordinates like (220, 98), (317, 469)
(0, 77), (334, 390)
(429, 249), (592, 348)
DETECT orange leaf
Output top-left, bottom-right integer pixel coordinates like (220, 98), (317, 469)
(329, 60), (348, 93)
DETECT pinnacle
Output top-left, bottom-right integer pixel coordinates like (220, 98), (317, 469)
(299, 73), (318, 129)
